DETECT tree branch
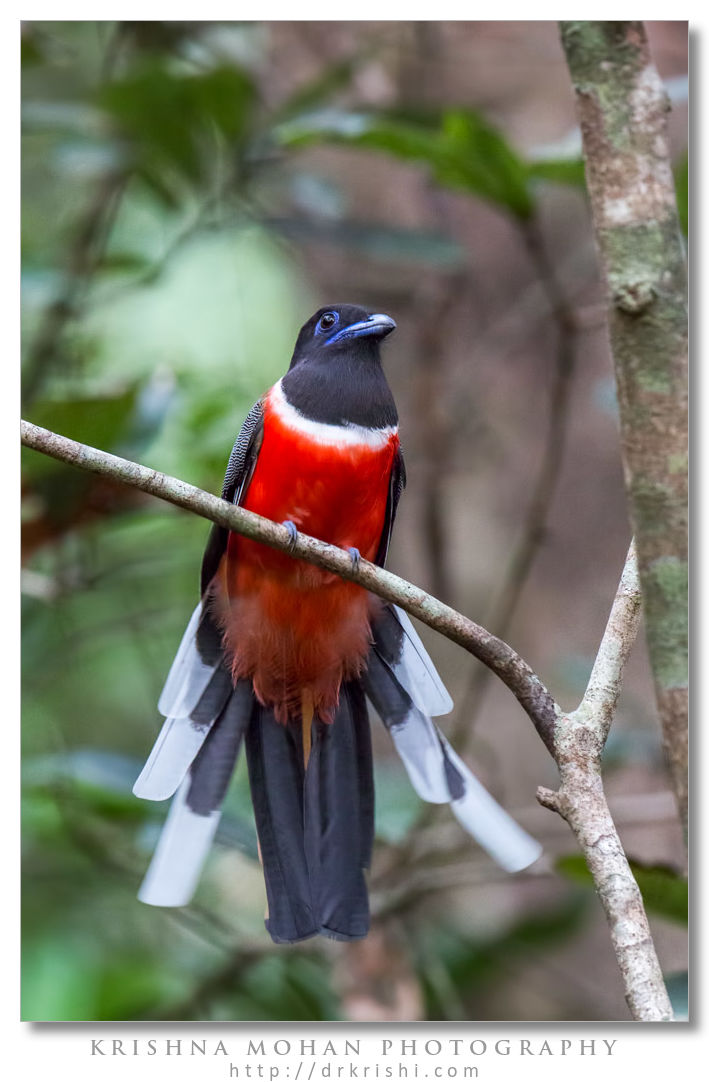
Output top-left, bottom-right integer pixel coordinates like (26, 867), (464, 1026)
(560, 20), (688, 840)
(21, 418), (559, 750)
(536, 540), (672, 1021)
(579, 538), (642, 736)
(21, 419), (672, 1019)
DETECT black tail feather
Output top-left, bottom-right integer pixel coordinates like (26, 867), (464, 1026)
(245, 702), (317, 942)
(305, 681), (371, 941)
(138, 597), (542, 916)
(245, 680), (373, 944)
(187, 680), (254, 815)
(189, 664), (233, 727)
(351, 680), (375, 869)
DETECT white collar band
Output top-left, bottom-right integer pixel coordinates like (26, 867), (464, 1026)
(269, 379), (398, 449)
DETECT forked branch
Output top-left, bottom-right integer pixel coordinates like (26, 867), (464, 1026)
(537, 541), (672, 1021)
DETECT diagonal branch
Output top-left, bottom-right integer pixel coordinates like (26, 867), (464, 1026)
(21, 418), (559, 750)
(579, 538), (642, 737)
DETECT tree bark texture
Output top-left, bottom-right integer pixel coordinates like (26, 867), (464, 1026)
(559, 21), (688, 838)
(538, 541), (673, 1021)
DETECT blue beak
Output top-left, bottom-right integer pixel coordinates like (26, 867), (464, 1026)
(326, 313), (396, 345)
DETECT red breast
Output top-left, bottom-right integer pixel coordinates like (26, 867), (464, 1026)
(214, 380), (400, 723)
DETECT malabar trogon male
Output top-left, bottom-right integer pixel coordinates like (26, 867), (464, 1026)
(133, 304), (542, 942)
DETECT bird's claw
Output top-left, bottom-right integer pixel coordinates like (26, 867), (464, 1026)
(282, 520), (299, 552)
(347, 547), (361, 571)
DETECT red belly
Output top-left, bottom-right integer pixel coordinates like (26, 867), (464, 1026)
(215, 399), (399, 723)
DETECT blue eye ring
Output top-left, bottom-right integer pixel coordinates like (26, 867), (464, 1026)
(316, 311), (339, 335)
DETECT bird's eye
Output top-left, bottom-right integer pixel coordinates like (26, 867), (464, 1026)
(316, 311), (338, 334)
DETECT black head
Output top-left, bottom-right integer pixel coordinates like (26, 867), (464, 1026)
(289, 305), (396, 369)
(282, 304), (398, 429)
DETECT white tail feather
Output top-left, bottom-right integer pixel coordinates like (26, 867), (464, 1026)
(438, 733), (543, 872)
(392, 606), (453, 717)
(388, 706), (450, 803)
(132, 715), (217, 801)
(138, 777), (221, 907)
(370, 610), (543, 873)
(158, 604), (219, 719)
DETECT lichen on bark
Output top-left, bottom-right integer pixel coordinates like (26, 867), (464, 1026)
(560, 21), (688, 839)
(643, 556), (688, 689)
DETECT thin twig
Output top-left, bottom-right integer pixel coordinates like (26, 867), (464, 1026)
(579, 538), (642, 735)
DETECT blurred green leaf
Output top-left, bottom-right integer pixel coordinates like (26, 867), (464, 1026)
(98, 62), (256, 183)
(98, 251), (154, 274)
(96, 957), (184, 1020)
(69, 778), (152, 823)
(22, 935), (98, 1020)
(674, 152), (688, 236)
(24, 387), (138, 475)
(162, 951), (341, 1021)
(22, 387), (140, 535)
(23, 753), (153, 837)
(528, 158), (586, 188)
(232, 955), (341, 1022)
(275, 56), (360, 121)
(630, 862), (688, 925)
(557, 854), (687, 925)
(21, 31), (46, 68)
(439, 109), (533, 218)
(135, 163), (183, 209)
(278, 107), (534, 219)
(22, 789), (66, 847)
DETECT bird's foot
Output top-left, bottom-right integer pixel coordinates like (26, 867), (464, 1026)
(282, 520), (299, 552)
(347, 547), (361, 571)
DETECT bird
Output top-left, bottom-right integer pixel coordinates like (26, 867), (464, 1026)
(133, 304), (542, 943)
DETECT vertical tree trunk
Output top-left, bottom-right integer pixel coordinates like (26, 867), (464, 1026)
(559, 21), (688, 839)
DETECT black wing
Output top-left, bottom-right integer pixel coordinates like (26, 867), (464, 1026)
(373, 445), (406, 568)
(199, 399), (265, 596)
